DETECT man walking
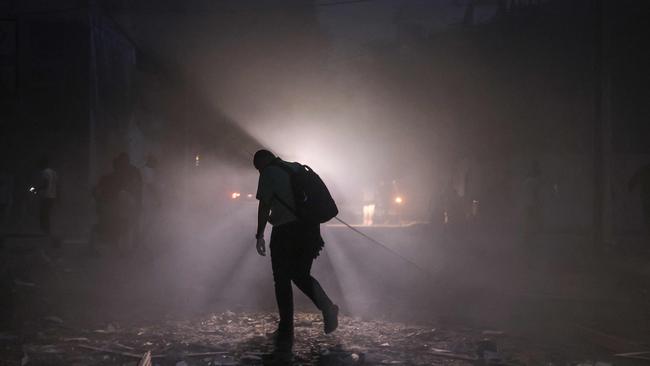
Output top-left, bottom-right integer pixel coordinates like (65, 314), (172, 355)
(253, 149), (339, 343)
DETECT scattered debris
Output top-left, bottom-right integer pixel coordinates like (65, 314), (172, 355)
(63, 337), (90, 342)
(615, 351), (650, 362)
(482, 330), (505, 336)
(43, 316), (64, 325)
(94, 323), (117, 334)
(0, 332), (18, 341)
(0, 311), (610, 365)
(13, 279), (36, 287)
(115, 342), (136, 351)
(429, 349), (477, 362)
(23, 344), (65, 354)
(137, 350), (152, 366)
(576, 325), (644, 353)
(240, 353), (262, 363)
(77, 344), (149, 359)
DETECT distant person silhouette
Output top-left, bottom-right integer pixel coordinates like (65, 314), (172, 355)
(629, 163), (650, 235)
(253, 149), (339, 344)
(141, 154), (162, 248)
(113, 153), (142, 251)
(34, 157), (59, 247)
(113, 153), (142, 215)
(91, 153), (142, 255)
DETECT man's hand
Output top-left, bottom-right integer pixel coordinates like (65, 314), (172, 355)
(256, 237), (266, 256)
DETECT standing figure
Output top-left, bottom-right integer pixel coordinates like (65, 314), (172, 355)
(113, 153), (142, 251)
(362, 186), (376, 226)
(375, 180), (392, 225)
(91, 170), (114, 249)
(92, 153), (142, 255)
(253, 149), (339, 344)
(141, 154), (162, 248)
(34, 157), (58, 246)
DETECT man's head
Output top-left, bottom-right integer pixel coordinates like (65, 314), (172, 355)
(253, 149), (276, 171)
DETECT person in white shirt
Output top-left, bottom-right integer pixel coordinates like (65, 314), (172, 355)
(253, 149), (338, 344)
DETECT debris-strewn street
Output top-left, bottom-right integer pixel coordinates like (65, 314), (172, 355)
(3, 231), (650, 366)
(0, 311), (567, 366)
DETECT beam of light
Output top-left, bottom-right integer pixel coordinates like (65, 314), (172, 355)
(319, 228), (365, 316)
(178, 204), (266, 313)
(321, 214), (449, 319)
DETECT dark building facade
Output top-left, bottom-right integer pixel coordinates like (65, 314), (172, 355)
(0, 0), (262, 237)
(0, 1), (168, 236)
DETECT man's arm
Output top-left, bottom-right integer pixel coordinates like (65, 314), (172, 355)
(255, 200), (271, 256)
(256, 200), (271, 239)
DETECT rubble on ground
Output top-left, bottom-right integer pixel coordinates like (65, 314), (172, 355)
(0, 311), (535, 365)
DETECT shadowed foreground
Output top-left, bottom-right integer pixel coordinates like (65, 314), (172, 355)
(0, 311), (612, 366)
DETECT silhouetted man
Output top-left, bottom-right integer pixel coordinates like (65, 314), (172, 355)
(253, 149), (338, 343)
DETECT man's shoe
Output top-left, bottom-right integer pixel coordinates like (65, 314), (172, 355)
(269, 328), (294, 343)
(323, 304), (339, 334)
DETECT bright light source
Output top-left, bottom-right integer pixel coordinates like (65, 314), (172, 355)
(231, 192), (241, 199)
(195, 154), (200, 167)
(363, 204), (375, 226)
(29, 187), (36, 194)
(247, 193), (253, 198)
(394, 196), (403, 204)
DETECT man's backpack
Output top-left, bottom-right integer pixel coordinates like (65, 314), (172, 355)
(272, 161), (338, 224)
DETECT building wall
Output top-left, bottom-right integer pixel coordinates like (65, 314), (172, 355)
(88, 7), (137, 180)
(0, 3), (141, 236)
